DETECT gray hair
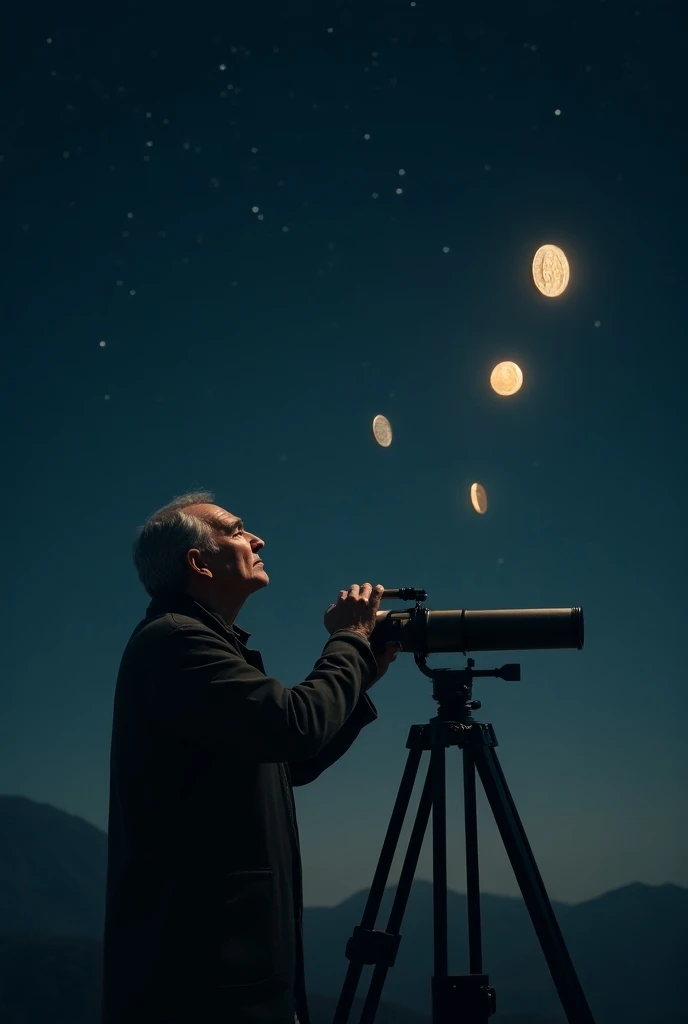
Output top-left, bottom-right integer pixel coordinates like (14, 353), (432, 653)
(132, 490), (222, 598)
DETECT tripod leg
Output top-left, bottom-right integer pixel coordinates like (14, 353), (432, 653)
(332, 742), (428, 1024)
(431, 731), (449, 978)
(463, 748), (483, 975)
(473, 742), (597, 1024)
(359, 752), (435, 1024)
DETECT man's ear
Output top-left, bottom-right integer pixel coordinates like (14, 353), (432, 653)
(187, 549), (213, 578)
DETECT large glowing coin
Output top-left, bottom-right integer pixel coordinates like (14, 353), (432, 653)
(372, 414), (393, 447)
(470, 482), (488, 514)
(490, 361), (523, 396)
(532, 244), (570, 297)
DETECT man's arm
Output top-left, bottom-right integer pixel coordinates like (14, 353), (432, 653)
(287, 685), (378, 786)
(150, 623), (379, 763)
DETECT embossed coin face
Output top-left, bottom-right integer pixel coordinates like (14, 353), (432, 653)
(490, 361), (523, 396)
(372, 414), (393, 447)
(470, 482), (488, 514)
(532, 244), (570, 297)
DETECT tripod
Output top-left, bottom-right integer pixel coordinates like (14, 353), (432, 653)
(332, 655), (597, 1024)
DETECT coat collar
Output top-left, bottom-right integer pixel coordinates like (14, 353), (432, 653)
(145, 591), (252, 646)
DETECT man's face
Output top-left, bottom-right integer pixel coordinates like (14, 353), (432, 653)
(185, 503), (269, 598)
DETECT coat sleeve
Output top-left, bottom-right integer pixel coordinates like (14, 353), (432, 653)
(152, 623), (379, 762)
(287, 688), (378, 786)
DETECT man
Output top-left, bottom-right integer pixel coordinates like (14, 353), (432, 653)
(102, 491), (401, 1024)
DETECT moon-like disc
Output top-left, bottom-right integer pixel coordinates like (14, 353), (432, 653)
(470, 482), (488, 514)
(490, 361), (523, 396)
(372, 414), (393, 447)
(532, 244), (570, 297)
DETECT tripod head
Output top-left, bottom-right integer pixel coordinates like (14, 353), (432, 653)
(378, 588), (522, 722)
(416, 656), (521, 723)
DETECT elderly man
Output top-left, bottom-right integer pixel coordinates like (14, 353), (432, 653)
(101, 491), (401, 1024)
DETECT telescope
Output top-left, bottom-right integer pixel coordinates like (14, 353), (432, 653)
(371, 587), (584, 654)
(335, 588), (596, 1024)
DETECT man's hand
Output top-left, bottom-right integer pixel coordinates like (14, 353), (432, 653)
(324, 583), (385, 640)
(365, 642), (403, 691)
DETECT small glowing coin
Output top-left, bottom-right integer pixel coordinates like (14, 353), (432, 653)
(490, 361), (523, 396)
(372, 414), (393, 447)
(470, 482), (488, 514)
(532, 244), (570, 297)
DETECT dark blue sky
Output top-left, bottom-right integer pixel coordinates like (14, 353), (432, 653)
(2, 1), (686, 907)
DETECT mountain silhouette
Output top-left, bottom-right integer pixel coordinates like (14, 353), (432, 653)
(0, 795), (685, 1024)
(301, 880), (688, 1023)
(0, 930), (567, 1024)
(0, 796), (107, 938)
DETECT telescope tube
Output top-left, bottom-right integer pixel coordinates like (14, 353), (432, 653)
(373, 607), (584, 654)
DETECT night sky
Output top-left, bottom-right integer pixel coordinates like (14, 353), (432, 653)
(2, 1), (686, 908)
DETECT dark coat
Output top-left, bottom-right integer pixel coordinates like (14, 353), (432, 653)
(102, 592), (379, 1024)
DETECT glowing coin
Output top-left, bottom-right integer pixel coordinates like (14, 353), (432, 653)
(470, 482), (488, 514)
(490, 361), (523, 396)
(372, 414), (393, 447)
(532, 244), (570, 297)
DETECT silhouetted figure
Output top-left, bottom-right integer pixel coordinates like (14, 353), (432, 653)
(102, 491), (399, 1024)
